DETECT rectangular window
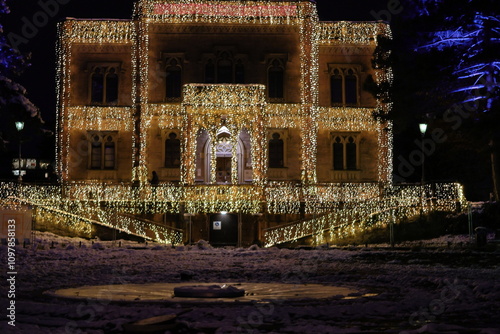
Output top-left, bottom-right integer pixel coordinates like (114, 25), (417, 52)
(331, 76), (343, 105)
(91, 142), (102, 169)
(166, 59), (182, 99)
(345, 75), (358, 105)
(165, 132), (181, 168)
(268, 59), (285, 100)
(346, 142), (357, 170)
(91, 70), (104, 104)
(104, 142), (115, 169)
(269, 133), (284, 168)
(333, 141), (344, 170)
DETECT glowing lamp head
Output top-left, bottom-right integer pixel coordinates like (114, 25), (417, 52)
(419, 123), (427, 135)
(221, 211), (228, 215)
(15, 121), (25, 131)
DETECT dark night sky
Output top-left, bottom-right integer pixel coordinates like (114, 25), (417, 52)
(3, 0), (393, 130)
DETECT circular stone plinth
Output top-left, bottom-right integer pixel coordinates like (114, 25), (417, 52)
(47, 282), (367, 304)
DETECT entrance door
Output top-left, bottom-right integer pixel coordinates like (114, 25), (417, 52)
(209, 213), (238, 247)
(216, 157), (231, 183)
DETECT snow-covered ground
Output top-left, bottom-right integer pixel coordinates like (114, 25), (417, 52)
(1, 232), (500, 334)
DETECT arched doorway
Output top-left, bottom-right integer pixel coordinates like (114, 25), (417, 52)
(198, 127), (250, 184)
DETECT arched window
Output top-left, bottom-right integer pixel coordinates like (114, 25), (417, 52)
(205, 59), (215, 83)
(269, 133), (284, 168)
(268, 59), (284, 100)
(205, 53), (247, 84)
(165, 132), (181, 168)
(90, 66), (120, 104)
(91, 68), (104, 103)
(105, 68), (118, 104)
(166, 59), (182, 99)
(346, 136), (357, 170)
(89, 133), (116, 170)
(345, 70), (358, 105)
(329, 66), (360, 106)
(217, 52), (233, 83)
(333, 136), (344, 170)
(332, 134), (359, 171)
(235, 59), (245, 84)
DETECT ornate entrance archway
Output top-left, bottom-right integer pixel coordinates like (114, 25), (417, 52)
(197, 126), (250, 184)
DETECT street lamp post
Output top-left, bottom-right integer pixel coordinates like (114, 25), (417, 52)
(15, 121), (25, 182)
(419, 123), (428, 214)
(419, 123), (428, 185)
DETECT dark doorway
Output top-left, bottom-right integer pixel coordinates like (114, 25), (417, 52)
(209, 213), (238, 247)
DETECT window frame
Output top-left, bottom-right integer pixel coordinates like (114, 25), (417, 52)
(268, 59), (285, 101)
(328, 64), (362, 107)
(267, 129), (288, 169)
(331, 133), (361, 171)
(165, 58), (183, 101)
(266, 56), (287, 103)
(87, 62), (121, 105)
(163, 130), (182, 168)
(87, 131), (118, 170)
(203, 51), (246, 84)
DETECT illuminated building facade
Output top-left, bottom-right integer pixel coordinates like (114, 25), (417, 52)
(55, 0), (399, 246)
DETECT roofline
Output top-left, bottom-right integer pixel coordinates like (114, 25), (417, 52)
(64, 18), (132, 22)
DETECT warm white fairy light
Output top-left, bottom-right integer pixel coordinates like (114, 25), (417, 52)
(56, 19), (137, 182)
(318, 21), (392, 46)
(136, 0), (303, 25)
(1, 180), (466, 246)
(12, 0), (462, 247)
(66, 107), (135, 131)
(57, 1), (392, 184)
(263, 183), (467, 247)
(61, 19), (135, 44)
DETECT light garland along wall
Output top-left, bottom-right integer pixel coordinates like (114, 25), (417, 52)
(57, 19), (137, 182)
(134, 0), (321, 185)
(58, 1), (393, 185)
(2, 182), (466, 217)
(318, 21), (392, 46)
(181, 84), (268, 186)
(263, 183), (468, 247)
(317, 107), (393, 184)
(298, 2), (319, 184)
(318, 20), (394, 185)
(133, 17), (152, 184)
(44, 0), (464, 245)
(1, 180), (467, 245)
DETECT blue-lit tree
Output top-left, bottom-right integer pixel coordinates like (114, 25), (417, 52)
(0, 0), (42, 152)
(407, 0), (500, 200)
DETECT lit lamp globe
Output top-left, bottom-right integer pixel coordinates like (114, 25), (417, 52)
(15, 121), (25, 131)
(15, 121), (25, 182)
(419, 123), (428, 135)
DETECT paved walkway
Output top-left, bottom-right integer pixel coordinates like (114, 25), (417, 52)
(48, 282), (369, 304)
